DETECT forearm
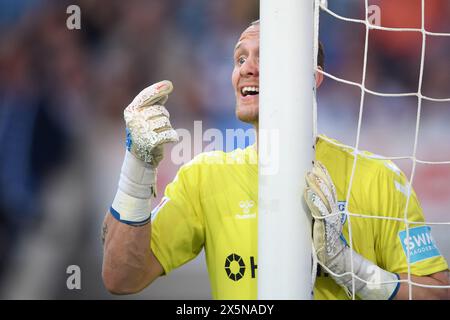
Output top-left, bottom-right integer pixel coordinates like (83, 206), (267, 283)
(102, 212), (156, 294)
(329, 248), (449, 300)
(394, 272), (449, 300)
(101, 80), (176, 294)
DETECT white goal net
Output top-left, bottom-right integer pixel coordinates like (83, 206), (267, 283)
(314, 0), (450, 300)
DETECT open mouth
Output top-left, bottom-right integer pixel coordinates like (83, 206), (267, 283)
(240, 86), (259, 97)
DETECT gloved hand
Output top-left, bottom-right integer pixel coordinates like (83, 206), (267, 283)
(124, 80), (178, 166)
(304, 161), (400, 300)
(305, 161), (345, 267)
(111, 81), (178, 226)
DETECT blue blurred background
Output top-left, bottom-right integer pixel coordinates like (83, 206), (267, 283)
(0, 0), (448, 299)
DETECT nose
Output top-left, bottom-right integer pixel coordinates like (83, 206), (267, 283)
(240, 56), (259, 77)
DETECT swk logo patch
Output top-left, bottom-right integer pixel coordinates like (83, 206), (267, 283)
(398, 226), (441, 264)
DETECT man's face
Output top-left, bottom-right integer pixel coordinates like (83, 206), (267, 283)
(232, 24), (260, 125)
(232, 24), (323, 125)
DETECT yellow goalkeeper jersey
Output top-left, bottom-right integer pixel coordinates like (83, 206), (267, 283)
(150, 135), (448, 300)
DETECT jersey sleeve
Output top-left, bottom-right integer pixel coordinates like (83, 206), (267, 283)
(150, 162), (205, 275)
(373, 161), (448, 276)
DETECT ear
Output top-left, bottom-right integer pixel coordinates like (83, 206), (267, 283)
(315, 67), (324, 88)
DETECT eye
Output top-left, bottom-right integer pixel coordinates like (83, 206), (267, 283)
(237, 56), (246, 65)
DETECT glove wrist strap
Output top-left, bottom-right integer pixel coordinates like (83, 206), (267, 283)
(111, 150), (156, 225)
(331, 248), (400, 300)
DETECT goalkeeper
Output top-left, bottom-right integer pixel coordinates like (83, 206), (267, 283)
(101, 20), (449, 299)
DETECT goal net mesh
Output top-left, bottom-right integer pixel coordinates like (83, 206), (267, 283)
(313, 0), (450, 299)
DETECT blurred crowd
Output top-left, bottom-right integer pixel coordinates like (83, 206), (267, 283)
(0, 0), (448, 299)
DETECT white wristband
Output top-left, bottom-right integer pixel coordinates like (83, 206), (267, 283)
(111, 151), (156, 225)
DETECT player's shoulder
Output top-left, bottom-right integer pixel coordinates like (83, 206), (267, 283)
(317, 134), (405, 180)
(185, 150), (227, 166)
(178, 145), (257, 173)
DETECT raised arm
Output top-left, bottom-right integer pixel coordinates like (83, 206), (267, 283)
(102, 212), (163, 294)
(101, 81), (178, 294)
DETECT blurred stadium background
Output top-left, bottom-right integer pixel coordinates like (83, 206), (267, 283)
(0, 0), (448, 299)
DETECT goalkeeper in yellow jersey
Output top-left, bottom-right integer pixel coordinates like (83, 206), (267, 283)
(101, 20), (449, 299)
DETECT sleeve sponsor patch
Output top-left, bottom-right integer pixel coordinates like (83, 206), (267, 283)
(398, 226), (442, 264)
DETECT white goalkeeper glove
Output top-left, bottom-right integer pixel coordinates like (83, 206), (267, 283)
(111, 80), (178, 226)
(304, 161), (400, 300)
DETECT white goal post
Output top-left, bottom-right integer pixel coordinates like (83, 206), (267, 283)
(257, 0), (450, 300)
(258, 0), (315, 299)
